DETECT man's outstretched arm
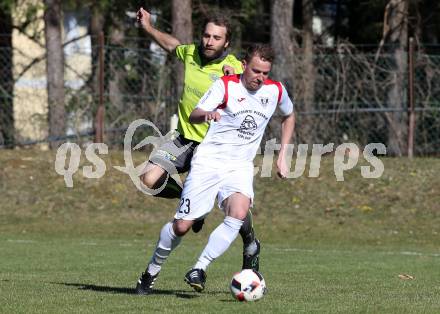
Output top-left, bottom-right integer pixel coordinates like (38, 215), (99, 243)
(189, 108), (221, 124)
(277, 112), (295, 178)
(190, 79), (226, 123)
(137, 7), (181, 53)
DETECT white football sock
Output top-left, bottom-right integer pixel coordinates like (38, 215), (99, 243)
(194, 216), (244, 271)
(147, 222), (181, 276)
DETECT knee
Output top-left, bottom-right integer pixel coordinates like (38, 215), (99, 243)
(139, 163), (167, 189)
(227, 204), (249, 220)
(140, 172), (159, 189)
(229, 207), (249, 221)
(173, 220), (192, 236)
(223, 193), (251, 221)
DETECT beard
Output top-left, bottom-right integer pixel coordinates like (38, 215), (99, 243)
(200, 45), (225, 61)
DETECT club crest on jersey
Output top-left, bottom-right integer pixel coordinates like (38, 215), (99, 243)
(259, 97), (269, 107)
(209, 73), (219, 82)
(239, 115), (258, 131)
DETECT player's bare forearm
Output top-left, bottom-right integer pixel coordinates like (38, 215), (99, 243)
(137, 7), (181, 53)
(189, 108), (221, 124)
(147, 27), (180, 53)
(279, 112), (295, 152)
(277, 112), (295, 178)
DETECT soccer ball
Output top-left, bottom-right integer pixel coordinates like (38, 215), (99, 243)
(230, 269), (267, 302)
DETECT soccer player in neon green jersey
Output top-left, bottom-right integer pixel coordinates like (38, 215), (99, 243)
(135, 8), (260, 294)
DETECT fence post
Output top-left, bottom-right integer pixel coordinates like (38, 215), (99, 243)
(407, 37), (415, 158)
(94, 31), (105, 143)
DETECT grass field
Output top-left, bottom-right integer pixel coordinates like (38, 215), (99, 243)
(1, 149), (439, 313)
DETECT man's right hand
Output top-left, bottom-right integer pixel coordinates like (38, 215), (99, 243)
(136, 7), (180, 53)
(204, 111), (221, 122)
(137, 7), (151, 31)
(189, 108), (221, 123)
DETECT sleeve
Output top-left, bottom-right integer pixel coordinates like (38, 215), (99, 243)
(175, 44), (189, 62)
(278, 83), (294, 116)
(196, 79), (226, 111)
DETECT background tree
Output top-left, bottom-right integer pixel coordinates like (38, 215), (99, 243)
(0, 0), (14, 147)
(44, 0), (65, 148)
(268, 0), (296, 144)
(383, 0), (409, 156)
(4, 0), (440, 153)
(107, 2), (125, 118)
(270, 0), (296, 94)
(171, 0), (193, 100)
(299, 0), (316, 144)
(89, 0), (105, 104)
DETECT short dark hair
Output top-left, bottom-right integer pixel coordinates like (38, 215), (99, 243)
(201, 13), (232, 42)
(244, 44), (275, 63)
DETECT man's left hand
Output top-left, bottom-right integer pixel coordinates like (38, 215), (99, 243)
(222, 65), (235, 76)
(276, 157), (288, 179)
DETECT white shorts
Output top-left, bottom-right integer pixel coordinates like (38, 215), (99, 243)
(174, 160), (254, 221)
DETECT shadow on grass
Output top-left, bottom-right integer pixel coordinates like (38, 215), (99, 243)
(52, 282), (215, 298)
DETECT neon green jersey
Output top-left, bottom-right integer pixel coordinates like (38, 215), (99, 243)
(175, 44), (242, 142)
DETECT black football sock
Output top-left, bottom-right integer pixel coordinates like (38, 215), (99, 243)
(154, 176), (182, 199)
(239, 210), (256, 249)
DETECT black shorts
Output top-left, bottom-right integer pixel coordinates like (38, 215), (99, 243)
(149, 134), (199, 174)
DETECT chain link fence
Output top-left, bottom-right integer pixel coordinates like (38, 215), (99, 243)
(1, 34), (439, 155)
(289, 45), (440, 156)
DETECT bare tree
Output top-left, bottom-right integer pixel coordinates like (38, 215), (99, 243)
(108, 10), (125, 119)
(90, 1), (105, 102)
(0, 3), (14, 147)
(44, 0), (65, 148)
(300, 0), (316, 144)
(270, 0), (296, 94)
(268, 0), (296, 144)
(381, 0), (409, 156)
(172, 0), (193, 98)
(89, 1), (105, 142)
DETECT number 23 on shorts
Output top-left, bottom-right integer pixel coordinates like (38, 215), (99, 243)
(179, 198), (191, 214)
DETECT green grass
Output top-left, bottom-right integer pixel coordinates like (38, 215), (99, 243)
(1, 149), (440, 313)
(1, 236), (439, 313)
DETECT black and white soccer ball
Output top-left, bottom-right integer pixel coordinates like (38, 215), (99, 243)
(229, 269), (267, 302)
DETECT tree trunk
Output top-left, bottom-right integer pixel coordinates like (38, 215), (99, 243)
(172, 0), (193, 102)
(90, 3), (105, 106)
(268, 0), (296, 143)
(271, 0), (295, 94)
(385, 0), (408, 156)
(44, 0), (65, 149)
(300, 0), (315, 144)
(107, 12), (125, 128)
(89, 3), (105, 142)
(0, 5), (14, 147)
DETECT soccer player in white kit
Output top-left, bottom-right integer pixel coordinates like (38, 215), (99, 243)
(136, 44), (295, 294)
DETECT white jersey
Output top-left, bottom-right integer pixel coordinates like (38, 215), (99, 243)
(193, 74), (294, 163)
